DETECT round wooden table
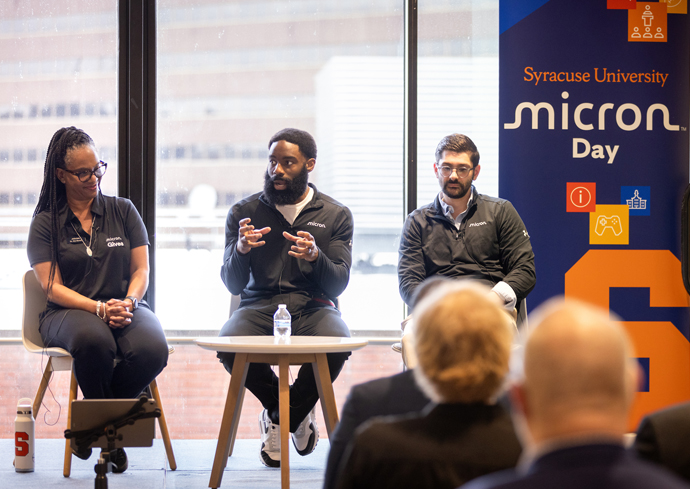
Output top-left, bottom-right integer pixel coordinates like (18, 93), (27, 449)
(195, 336), (368, 489)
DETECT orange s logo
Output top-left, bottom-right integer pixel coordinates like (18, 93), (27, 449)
(15, 432), (29, 456)
(565, 250), (690, 431)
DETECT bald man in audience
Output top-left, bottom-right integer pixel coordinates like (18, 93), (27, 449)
(334, 282), (522, 489)
(462, 298), (690, 489)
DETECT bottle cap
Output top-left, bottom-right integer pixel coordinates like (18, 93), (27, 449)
(17, 398), (32, 415)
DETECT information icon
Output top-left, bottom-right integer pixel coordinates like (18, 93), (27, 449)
(567, 182), (596, 213)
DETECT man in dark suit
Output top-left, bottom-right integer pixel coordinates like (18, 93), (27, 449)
(322, 277), (451, 489)
(322, 370), (430, 489)
(634, 401), (690, 482)
(333, 282), (522, 489)
(461, 299), (690, 489)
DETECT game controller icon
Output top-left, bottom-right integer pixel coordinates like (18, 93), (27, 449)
(595, 215), (623, 236)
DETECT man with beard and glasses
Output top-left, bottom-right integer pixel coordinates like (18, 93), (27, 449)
(398, 133), (535, 315)
(218, 128), (354, 468)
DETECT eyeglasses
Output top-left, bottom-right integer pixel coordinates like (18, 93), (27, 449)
(62, 161), (108, 182)
(436, 164), (474, 178)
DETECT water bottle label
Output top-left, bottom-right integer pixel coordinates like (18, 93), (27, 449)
(274, 319), (291, 337)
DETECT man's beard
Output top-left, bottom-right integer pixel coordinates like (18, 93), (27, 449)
(442, 178), (472, 200)
(263, 165), (310, 206)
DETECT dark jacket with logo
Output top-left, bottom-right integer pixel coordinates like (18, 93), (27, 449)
(398, 187), (535, 307)
(221, 184), (353, 308)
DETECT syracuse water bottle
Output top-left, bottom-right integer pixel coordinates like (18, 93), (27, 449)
(273, 304), (292, 340)
(15, 398), (34, 472)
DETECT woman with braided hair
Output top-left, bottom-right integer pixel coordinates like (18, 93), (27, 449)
(26, 126), (169, 471)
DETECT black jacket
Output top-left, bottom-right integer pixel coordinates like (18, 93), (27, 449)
(462, 444), (690, 489)
(398, 187), (536, 307)
(323, 370), (431, 489)
(634, 401), (690, 482)
(335, 402), (522, 489)
(220, 184), (353, 308)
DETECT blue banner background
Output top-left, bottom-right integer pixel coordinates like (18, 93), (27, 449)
(499, 0), (690, 334)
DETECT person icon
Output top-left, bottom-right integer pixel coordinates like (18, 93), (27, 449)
(655, 27), (664, 39)
(631, 26), (641, 39)
(642, 4), (654, 26)
(643, 26), (652, 39)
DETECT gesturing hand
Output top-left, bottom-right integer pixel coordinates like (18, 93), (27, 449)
(237, 218), (271, 254)
(283, 231), (319, 262)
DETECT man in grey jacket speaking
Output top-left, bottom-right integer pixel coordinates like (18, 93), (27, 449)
(398, 133), (535, 313)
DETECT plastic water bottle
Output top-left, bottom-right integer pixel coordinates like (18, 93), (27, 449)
(15, 398), (34, 472)
(273, 304), (292, 340)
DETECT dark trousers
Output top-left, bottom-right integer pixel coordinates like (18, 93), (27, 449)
(218, 304), (351, 432)
(39, 303), (169, 399)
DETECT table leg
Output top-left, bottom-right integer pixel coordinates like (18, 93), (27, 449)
(278, 355), (290, 489)
(209, 353), (249, 489)
(312, 353), (339, 437)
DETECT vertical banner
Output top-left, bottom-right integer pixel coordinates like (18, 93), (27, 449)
(499, 0), (690, 429)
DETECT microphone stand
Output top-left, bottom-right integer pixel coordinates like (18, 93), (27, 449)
(64, 395), (161, 489)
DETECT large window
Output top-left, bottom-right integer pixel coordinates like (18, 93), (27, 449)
(0, 1), (118, 334)
(155, 0), (407, 334)
(0, 1), (499, 336)
(417, 1), (499, 205)
(0, 0), (500, 443)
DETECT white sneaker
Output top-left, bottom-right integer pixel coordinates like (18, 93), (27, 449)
(291, 407), (319, 456)
(259, 409), (280, 468)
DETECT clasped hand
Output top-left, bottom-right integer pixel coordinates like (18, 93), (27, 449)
(237, 217), (318, 262)
(104, 299), (133, 329)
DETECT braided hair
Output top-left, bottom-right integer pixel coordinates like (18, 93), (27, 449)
(33, 126), (95, 294)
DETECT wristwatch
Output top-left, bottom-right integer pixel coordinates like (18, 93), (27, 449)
(125, 296), (138, 310)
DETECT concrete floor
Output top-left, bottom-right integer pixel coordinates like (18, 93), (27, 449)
(1, 438), (329, 489)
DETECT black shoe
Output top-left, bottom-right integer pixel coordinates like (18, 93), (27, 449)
(111, 448), (128, 473)
(72, 446), (92, 460)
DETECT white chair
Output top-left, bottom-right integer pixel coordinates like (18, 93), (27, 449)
(21, 270), (177, 476)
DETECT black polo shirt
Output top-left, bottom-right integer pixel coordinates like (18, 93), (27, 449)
(27, 193), (149, 311)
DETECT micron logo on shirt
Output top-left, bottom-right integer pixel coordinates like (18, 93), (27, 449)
(307, 221), (326, 228)
(107, 237), (125, 247)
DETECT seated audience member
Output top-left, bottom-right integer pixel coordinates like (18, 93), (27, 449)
(399, 275), (450, 368)
(462, 298), (690, 489)
(634, 401), (690, 482)
(27, 126), (169, 472)
(334, 282), (522, 489)
(322, 277), (450, 489)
